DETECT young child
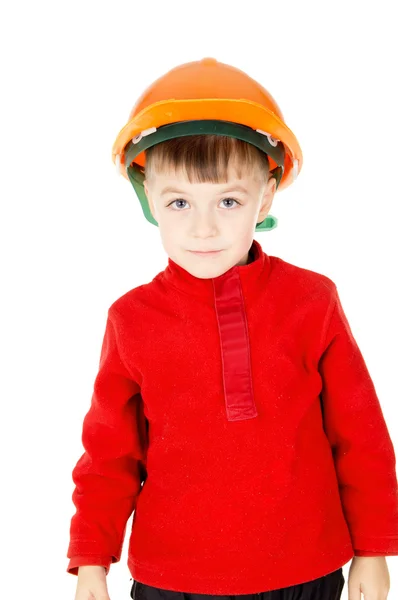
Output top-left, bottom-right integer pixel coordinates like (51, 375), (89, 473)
(66, 57), (398, 600)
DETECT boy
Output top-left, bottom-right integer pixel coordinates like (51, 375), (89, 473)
(67, 58), (398, 600)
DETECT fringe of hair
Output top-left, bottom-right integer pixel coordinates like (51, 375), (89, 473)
(144, 135), (270, 184)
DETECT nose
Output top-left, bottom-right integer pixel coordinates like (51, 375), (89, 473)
(190, 210), (218, 237)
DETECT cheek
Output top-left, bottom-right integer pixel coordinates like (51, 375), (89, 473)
(159, 227), (179, 252)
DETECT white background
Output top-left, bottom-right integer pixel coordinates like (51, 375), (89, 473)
(1, 1), (397, 599)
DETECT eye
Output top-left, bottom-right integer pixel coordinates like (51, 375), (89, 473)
(167, 197), (242, 210)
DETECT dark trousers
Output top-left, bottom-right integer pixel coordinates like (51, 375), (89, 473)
(130, 567), (345, 600)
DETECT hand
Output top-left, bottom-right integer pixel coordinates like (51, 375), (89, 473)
(74, 565), (110, 600)
(348, 556), (390, 600)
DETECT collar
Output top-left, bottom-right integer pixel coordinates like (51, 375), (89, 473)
(161, 239), (272, 302)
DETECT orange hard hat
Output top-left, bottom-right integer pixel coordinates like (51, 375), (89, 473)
(112, 57), (303, 232)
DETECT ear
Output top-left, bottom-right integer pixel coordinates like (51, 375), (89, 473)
(257, 176), (276, 223)
(144, 180), (156, 219)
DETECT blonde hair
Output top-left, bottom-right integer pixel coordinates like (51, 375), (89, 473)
(144, 135), (270, 185)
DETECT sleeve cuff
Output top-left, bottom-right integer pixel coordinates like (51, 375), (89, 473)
(354, 549), (398, 557)
(353, 537), (398, 557)
(67, 555), (112, 576)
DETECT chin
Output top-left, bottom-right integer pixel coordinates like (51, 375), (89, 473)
(190, 262), (230, 279)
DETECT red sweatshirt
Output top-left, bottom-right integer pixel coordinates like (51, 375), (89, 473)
(66, 239), (398, 594)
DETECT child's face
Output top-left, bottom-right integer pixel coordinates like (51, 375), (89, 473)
(144, 161), (276, 279)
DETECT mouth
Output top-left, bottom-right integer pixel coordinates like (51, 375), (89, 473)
(189, 250), (223, 256)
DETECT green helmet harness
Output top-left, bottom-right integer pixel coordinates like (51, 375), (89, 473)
(124, 120), (286, 232)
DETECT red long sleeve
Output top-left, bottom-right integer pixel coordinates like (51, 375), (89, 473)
(66, 309), (147, 576)
(318, 287), (398, 556)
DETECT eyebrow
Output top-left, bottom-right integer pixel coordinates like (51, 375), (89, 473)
(160, 184), (249, 197)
